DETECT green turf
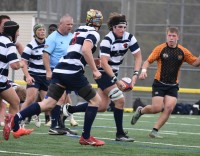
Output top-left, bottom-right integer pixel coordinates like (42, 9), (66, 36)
(0, 112), (200, 156)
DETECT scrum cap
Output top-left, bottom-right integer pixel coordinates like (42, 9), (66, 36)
(33, 23), (45, 37)
(3, 21), (19, 42)
(86, 9), (103, 28)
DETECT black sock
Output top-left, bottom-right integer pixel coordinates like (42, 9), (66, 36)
(82, 106), (98, 139)
(13, 102), (41, 132)
(69, 102), (88, 113)
(50, 105), (61, 128)
(153, 128), (158, 132)
(113, 107), (124, 135)
(45, 115), (50, 123)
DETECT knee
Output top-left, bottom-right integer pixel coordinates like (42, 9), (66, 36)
(25, 96), (35, 104)
(98, 105), (107, 112)
(164, 106), (174, 114)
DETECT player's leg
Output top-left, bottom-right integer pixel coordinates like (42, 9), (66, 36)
(64, 93), (78, 127)
(78, 84), (105, 146)
(149, 95), (177, 138)
(10, 84), (65, 140)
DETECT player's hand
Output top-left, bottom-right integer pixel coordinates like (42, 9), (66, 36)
(93, 70), (102, 80)
(94, 58), (101, 68)
(26, 75), (35, 85)
(139, 72), (147, 80)
(116, 80), (125, 91)
(46, 71), (52, 80)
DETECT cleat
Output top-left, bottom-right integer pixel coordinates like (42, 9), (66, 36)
(61, 104), (78, 127)
(79, 136), (105, 146)
(131, 106), (143, 125)
(48, 128), (66, 135)
(3, 114), (14, 140)
(116, 132), (134, 142)
(61, 127), (78, 136)
(33, 115), (41, 128)
(69, 115), (78, 127)
(0, 121), (5, 127)
(62, 103), (71, 118)
(12, 128), (34, 139)
(44, 120), (51, 127)
(149, 130), (163, 138)
(24, 117), (31, 124)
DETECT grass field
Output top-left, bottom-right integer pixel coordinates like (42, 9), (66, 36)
(0, 112), (200, 156)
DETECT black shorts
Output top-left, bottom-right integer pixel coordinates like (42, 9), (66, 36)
(152, 80), (179, 98)
(51, 71), (89, 92)
(95, 72), (118, 91)
(27, 75), (50, 91)
(0, 81), (11, 93)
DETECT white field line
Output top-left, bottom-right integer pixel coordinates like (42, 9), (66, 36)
(0, 112), (199, 155)
(0, 151), (53, 156)
(98, 137), (200, 149)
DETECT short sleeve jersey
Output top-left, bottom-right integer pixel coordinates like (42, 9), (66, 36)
(43, 30), (73, 68)
(22, 39), (46, 76)
(0, 35), (19, 83)
(99, 31), (140, 72)
(147, 43), (197, 84)
(53, 25), (100, 75)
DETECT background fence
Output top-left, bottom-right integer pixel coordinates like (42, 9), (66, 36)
(10, 0), (200, 107)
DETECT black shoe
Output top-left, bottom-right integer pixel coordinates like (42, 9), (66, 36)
(61, 127), (78, 136)
(48, 128), (66, 135)
(116, 132), (134, 142)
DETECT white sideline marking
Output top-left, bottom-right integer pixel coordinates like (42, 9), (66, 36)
(98, 137), (200, 149)
(0, 151), (53, 156)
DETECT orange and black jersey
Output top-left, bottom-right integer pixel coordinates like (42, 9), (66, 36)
(147, 43), (197, 84)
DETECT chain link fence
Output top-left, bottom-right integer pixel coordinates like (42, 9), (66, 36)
(11, 0), (200, 107)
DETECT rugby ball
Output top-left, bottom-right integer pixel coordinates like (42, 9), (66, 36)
(121, 77), (132, 92)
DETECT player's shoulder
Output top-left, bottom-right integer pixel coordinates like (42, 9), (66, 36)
(155, 43), (166, 50)
(0, 35), (12, 44)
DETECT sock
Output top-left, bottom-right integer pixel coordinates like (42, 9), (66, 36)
(153, 128), (158, 132)
(68, 102), (88, 113)
(139, 108), (143, 115)
(113, 107), (124, 135)
(45, 114), (50, 123)
(13, 102), (41, 132)
(82, 106), (98, 139)
(50, 105), (61, 128)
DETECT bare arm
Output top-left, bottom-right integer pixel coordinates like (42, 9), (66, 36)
(192, 56), (200, 67)
(10, 60), (24, 70)
(21, 59), (34, 84)
(101, 55), (124, 91)
(139, 60), (150, 80)
(43, 52), (52, 80)
(15, 42), (24, 55)
(82, 40), (101, 80)
(131, 50), (142, 86)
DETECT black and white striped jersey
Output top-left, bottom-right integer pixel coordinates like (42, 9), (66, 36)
(53, 25), (100, 74)
(99, 31), (140, 72)
(0, 35), (19, 83)
(22, 39), (46, 76)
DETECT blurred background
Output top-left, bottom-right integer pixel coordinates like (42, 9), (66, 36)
(0, 0), (200, 107)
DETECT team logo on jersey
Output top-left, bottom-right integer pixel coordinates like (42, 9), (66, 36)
(178, 55), (183, 60)
(35, 50), (39, 53)
(123, 43), (128, 48)
(61, 41), (63, 44)
(163, 53), (168, 59)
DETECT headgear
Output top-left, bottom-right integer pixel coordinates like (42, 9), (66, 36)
(86, 9), (103, 28)
(3, 21), (19, 42)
